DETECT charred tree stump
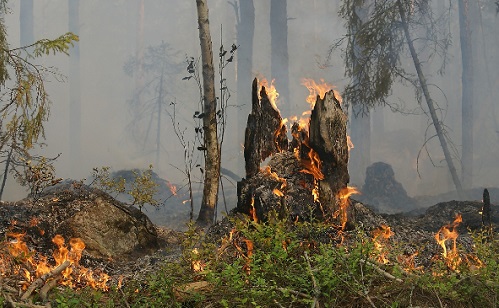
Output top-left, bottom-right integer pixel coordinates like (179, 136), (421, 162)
(237, 79), (352, 226)
(309, 90), (351, 227)
(244, 78), (287, 178)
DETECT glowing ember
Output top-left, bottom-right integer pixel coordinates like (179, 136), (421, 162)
(259, 78), (280, 112)
(372, 225), (393, 264)
(249, 197), (258, 223)
(434, 214), (463, 271)
(334, 186), (359, 230)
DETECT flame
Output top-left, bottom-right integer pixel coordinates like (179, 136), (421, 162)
(259, 78), (280, 112)
(166, 181), (177, 196)
(334, 186), (359, 230)
(434, 214), (463, 271)
(301, 78), (342, 108)
(372, 225), (393, 264)
(2, 232), (109, 291)
(273, 189), (284, 197)
(249, 197), (258, 223)
(347, 135), (354, 152)
(397, 252), (423, 273)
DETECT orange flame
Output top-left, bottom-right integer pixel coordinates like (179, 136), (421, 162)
(166, 181), (177, 196)
(434, 214), (463, 271)
(372, 225), (393, 264)
(3, 233), (109, 291)
(259, 78), (280, 112)
(301, 78), (342, 108)
(347, 135), (354, 152)
(335, 186), (359, 230)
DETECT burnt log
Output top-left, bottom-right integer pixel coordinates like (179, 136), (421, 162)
(244, 78), (288, 178)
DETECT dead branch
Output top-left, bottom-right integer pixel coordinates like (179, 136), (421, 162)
(21, 260), (71, 301)
(39, 278), (58, 302)
(360, 259), (403, 283)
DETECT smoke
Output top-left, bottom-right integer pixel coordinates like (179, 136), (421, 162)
(1, 0), (498, 205)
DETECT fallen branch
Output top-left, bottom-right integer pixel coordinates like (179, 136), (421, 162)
(276, 287), (312, 299)
(360, 259), (403, 283)
(39, 278), (58, 302)
(21, 260), (71, 301)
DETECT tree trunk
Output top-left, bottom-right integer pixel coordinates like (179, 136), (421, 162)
(68, 0), (81, 176)
(235, 0), (254, 175)
(458, 0), (474, 190)
(270, 0), (290, 117)
(396, 0), (465, 199)
(195, 0), (221, 227)
(348, 2), (371, 187)
(309, 91), (350, 227)
(20, 0), (34, 46)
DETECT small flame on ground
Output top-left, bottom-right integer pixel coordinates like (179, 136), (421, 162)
(434, 214), (463, 271)
(372, 225), (393, 264)
(2, 232), (109, 291)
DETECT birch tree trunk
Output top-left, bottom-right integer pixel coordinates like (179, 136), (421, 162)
(195, 0), (221, 226)
(396, 0), (464, 199)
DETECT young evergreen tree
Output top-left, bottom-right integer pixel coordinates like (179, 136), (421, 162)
(0, 1), (78, 198)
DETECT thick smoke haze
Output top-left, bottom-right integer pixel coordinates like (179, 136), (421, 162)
(2, 1), (499, 210)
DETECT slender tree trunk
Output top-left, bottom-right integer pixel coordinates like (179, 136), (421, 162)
(195, 0), (220, 227)
(235, 0), (254, 176)
(135, 0), (145, 106)
(155, 65), (164, 170)
(349, 2), (371, 187)
(270, 0), (290, 116)
(396, 0), (465, 199)
(0, 146), (13, 200)
(458, 0), (474, 190)
(68, 0), (81, 175)
(20, 0), (34, 46)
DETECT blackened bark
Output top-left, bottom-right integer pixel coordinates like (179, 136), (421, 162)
(309, 91), (350, 224)
(244, 78), (287, 178)
(482, 188), (491, 227)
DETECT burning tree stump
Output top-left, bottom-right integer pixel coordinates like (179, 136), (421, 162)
(244, 78), (288, 178)
(237, 78), (353, 227)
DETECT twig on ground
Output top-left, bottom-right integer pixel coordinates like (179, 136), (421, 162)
(360, 259), (403, 283)
(39, 278), (58, 302)
(21, 260), (71, 301)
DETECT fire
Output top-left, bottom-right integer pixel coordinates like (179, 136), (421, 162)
(334, 186), (359, 230)
(372, 225), (393, 264)
(347, 135), (354, 152)
(166, 180), (177, 196)
(434, 214), (463, 271)
(301, 78), (342, 108)
(259, 78), (280, 112)
(249, 197), (258, 223)
(2, 232), (109, 291)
